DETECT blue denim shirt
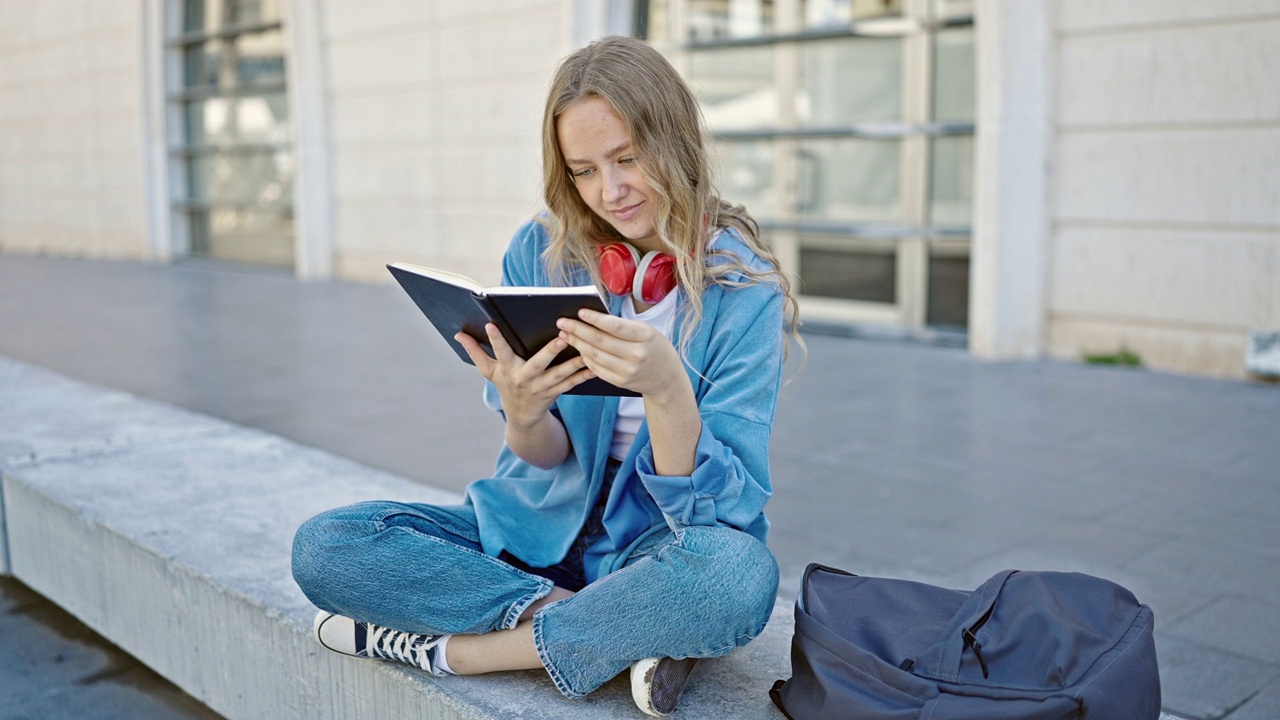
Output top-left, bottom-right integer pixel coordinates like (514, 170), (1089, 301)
(464, 219), (784, 583)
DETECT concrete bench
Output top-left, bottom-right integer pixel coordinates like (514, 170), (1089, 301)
(0, 356), (1186, 719)
(0, 356), (793, 718)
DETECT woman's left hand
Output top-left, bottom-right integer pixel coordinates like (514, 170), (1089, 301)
(557, 308), (686, 401)
(561, 307), (701, 476)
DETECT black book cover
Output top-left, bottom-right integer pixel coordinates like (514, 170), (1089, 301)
(388, 263), (637, 397)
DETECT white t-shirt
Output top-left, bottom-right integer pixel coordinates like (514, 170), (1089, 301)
(610, 290), (680, 460)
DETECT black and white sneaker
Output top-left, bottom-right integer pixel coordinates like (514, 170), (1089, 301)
(630, 656), (699, 717)
(313, 610), (447, 676)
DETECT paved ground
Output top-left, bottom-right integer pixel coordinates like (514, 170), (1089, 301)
(0, 253), (1277, 720)
(0, 577), (222, 720)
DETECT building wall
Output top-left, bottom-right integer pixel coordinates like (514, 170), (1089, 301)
(1046, 0), (1280, 378)
(0, 2), (152, 259)
(3, 1), (1276, 381)
(319, 0), (573, 285)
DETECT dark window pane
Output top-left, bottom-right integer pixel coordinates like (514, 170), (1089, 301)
(800, 247), (896, 303)
(926, 253), (969, 328)
(188, 208), (211, 254)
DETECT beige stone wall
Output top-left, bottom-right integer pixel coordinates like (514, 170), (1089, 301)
(321, 0), (573, 285)
(0, 2), (152, 259)
(1047, 1), (1280, 378)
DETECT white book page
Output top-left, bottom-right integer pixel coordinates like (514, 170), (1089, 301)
(388, 263), (485, 294)
(389, 263), (599, 299)
(483, 285), (601, 297)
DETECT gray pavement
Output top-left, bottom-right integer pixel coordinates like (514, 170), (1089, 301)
(0, 577), (222, 720)
(0, 253), (1277, 720)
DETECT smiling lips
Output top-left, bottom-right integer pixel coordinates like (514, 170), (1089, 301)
(610, 202), (643, 221)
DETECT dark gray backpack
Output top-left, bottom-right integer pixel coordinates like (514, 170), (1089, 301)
(771, 565), (1161, 719)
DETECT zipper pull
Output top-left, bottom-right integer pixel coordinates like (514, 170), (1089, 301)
(962, 627), (990, 679)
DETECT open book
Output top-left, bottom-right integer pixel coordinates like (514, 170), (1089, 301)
(387, 263), (637, 396)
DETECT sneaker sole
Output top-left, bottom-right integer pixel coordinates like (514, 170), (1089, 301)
(631, 658), (665, 717)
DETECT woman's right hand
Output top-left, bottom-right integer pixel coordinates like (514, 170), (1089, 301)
(456, 324), (593, 468)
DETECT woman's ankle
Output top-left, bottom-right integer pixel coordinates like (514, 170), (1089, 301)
(447, 622), (542, 674)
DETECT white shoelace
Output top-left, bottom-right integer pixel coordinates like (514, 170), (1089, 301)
(363, 625), (442, 672)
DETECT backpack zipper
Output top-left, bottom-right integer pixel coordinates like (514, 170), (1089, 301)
(962, 602), (996, 679)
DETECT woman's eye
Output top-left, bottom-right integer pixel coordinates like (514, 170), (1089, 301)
(571, 168), (594, 179)
(619, 156), (637, 166)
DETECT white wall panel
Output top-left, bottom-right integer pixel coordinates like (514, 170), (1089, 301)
(1044, 1), (1280, 376)
(1046, 315), (1252, 379)
(1058, 20), (1280, 127)
(1050, 227), (1279, 328)
(0, 1), (150, 259)
(323, 0), (573, 281)
(322, 0), (436, 40)
(1055, 128), (1280, 227)
(1057, 0), (1280, 33)
(329, 92), (437, 146)
(327, 31), (438, 91)
(331, 149), (442, 201)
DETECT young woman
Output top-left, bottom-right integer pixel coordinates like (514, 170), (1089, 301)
(292, 35), (800, 717)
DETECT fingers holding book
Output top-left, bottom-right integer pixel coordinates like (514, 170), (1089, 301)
(556, 310), (684, 400)
(456, 324), (595, 422)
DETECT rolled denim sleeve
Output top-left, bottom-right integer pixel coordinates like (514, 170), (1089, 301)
(634, 284), (784, 533)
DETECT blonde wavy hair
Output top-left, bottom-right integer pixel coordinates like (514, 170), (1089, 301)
(538, 35), (801, 357)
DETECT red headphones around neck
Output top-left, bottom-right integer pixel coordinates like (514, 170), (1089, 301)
(597, 242), (677, 304)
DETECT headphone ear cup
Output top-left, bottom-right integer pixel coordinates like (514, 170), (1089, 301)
(635, 251), (677, 304)
(598, 243), (641, 297)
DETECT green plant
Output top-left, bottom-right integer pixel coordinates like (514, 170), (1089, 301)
(1083, 348), (1143, 367)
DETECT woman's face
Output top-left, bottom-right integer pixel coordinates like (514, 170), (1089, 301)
(557, 96), (660, 252)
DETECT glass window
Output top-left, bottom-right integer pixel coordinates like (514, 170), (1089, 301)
(688, 0), (775, 41)
(802, 0), (903, 29)
(173, 0), (293, 268)
(635, 0), (670, 44)
(639, 2), (974, 329)
(187, 207), (294, 267)
(183, 92), (290, 146)
(716, 141), (780, 218)
(926, 250), (969, 328)
(799, 240), (897, 303)
(183, 0), (281, 34)
(797, 138), (900, 223)
(933, 26), (974, 121)
(187, 150), (293, 207)
(183, 31), (286, 91)
(798, 37), (901, 125)
(689, 46), (778, 129)
(929, 134), (972, 227)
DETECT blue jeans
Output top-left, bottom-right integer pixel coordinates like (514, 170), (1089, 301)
(291, 499), (779, 697)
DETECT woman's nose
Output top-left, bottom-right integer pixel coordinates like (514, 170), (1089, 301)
(602, 169), (627, 204)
